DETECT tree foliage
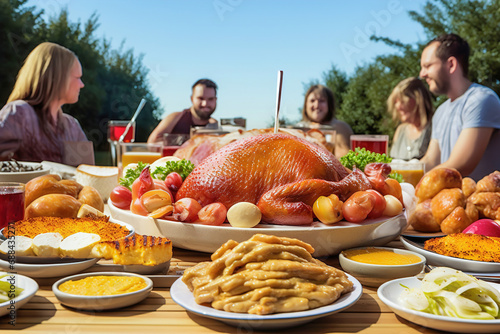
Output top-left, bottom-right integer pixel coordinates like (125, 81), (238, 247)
(312, 0), (500, 139)
(0, 0), (163, 154)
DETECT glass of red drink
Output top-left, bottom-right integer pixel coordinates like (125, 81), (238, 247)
(162, 134), (190, 156)
(0, 182), (25, 230)
(350, 135), (389, 155)
(108, 120), (136, 166)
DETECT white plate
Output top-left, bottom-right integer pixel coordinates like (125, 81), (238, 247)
(378, 277), (500, 333)
(0, 258), (98, 278)
(400, 236), (500, 273)
(0, 273), (38, 318)
(109, 202), (407, 257)
(53, 272), (153, 311)
(171, 274), (362, 330)
(0, 161), (50, 183)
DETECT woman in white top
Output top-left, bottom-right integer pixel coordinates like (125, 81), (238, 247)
(387, 77), (434, 160)
(0, 42), (87, 163)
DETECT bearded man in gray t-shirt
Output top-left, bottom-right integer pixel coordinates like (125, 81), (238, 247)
(419, 33), (500, 181)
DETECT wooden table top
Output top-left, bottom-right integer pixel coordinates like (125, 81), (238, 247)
(0, 238), (447, 333)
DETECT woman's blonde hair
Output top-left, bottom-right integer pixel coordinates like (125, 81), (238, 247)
(387, 77), (433, 127)
(7, 42), (77, 134)
(302, 84), (335, 123)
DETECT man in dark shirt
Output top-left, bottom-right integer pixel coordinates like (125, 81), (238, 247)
(147, 78), (218, 143)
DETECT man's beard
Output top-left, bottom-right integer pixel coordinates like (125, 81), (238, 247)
(430, 68), (451, 96)
(193, 107), (214, 121)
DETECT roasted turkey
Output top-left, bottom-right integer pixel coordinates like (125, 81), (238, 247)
(176, 133), (372, 225)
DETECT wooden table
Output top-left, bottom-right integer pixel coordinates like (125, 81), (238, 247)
(0, 238), (446, 333)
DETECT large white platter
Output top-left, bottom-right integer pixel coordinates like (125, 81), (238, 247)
(171, 274), (362, 330)
(0, 258), (98, 278)
(0, 273), (38, 318)
(400, 236), (500, 273)
(378, 277), (500, 333)
(109, 202), (407, 257)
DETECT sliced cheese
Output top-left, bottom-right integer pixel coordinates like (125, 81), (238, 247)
(0, 236), (34, 256)
(76, 164), (118, 201)
(59, 232), (101, 258)
(32, 232), (63, 257)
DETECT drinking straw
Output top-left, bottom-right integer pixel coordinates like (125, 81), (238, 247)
(118, 99), (147, 142)
(274, 70), (284, 134)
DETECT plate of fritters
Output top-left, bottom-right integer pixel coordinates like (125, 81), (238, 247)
(109, 201), (407, 257)
(171, 234), (363, 330)
(400, 235), (500, 273)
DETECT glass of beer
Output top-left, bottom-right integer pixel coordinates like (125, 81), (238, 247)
(0, 182), (25, 230)
(390, 161), (425, 187)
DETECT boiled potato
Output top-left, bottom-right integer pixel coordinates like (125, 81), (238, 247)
(227, 202), (261, 228)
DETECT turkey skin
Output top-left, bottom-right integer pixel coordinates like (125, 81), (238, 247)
(176, 133), (371, 225)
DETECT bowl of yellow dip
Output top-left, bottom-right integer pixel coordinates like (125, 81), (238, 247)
(52, 272), (153, 310)
(339, 247), (425, 287)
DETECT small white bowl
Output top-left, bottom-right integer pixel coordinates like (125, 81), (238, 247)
(0, 162), (50, 183)
(339, 247), (426, 287)
(53, 272), (153, 310)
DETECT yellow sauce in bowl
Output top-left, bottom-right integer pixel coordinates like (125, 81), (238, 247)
(59, 276), (147, 296)
(343, 248), (421, 265)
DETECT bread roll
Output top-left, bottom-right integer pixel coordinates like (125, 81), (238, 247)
(408, 199), (441, 232)
(430, 188), (465, 224)
(25, 194), (82, 218)
(78, 186), (104, 212)
(415, 167), (462, 203)
(440, 206), (472, 234)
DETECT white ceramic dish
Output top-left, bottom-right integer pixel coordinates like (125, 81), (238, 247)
(0, 162), (49, 183)
(339, 247), (426, 287)
(0, 273), (38, 317)
(170, 273), (362, 330)
(400, 236), (500, 273)
(109, 202), (407, 257)
(0, 258), (98, 278)
(378, 277), (500, 333)
(53, 272), (153, 311)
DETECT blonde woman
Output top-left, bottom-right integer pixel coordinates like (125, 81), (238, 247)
(295, 84), (353, 157)
(0, 42), (87, 163)
(387, 77), (434, 160)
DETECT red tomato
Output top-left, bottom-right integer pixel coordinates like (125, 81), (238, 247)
(165, 172), (183, 193)
(366, 189), (387, 219)
(173, 198), (202, 223)
(109, 186), (132, 209)
(196, 203), (227, 226)
(342, 191), (375, 223)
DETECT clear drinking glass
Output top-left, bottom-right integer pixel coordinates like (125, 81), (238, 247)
(118, 143), (162, 177)
(162, 134), (190, 156)
(107, 120), (136, 166)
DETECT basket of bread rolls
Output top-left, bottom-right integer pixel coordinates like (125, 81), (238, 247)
(408, 168), (500, 234)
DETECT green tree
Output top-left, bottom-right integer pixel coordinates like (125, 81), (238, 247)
(0, 0), (44, 103)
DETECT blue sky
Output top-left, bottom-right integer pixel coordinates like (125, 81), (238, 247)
(31, 0), (428, 130)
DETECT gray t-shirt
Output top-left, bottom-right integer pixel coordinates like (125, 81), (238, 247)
(0, 100), (88, 163)
(432, 83), (500, 180)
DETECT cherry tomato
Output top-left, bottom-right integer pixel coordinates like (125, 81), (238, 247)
(313, 194), (343, 224)
(173, 198), (202, 222)
(109, 186), (132, 209)
(196, 203), (227, 226)
(366, 189), (386, 219)
(342, 191), (375, 223)
(165, 172), (183, 193)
